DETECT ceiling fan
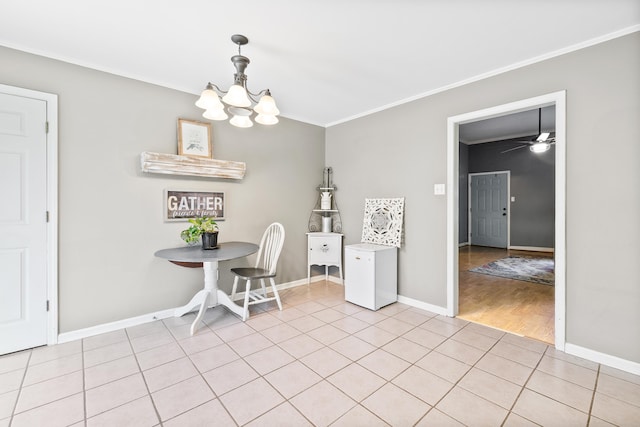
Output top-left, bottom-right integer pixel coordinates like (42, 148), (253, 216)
(501, 108), (555, 154)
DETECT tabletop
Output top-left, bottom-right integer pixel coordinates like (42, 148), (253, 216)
(154, 241), (259, 263)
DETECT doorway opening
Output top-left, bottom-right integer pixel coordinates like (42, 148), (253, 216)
(459, 119), (555, 343)
(446, 91), (566, 350)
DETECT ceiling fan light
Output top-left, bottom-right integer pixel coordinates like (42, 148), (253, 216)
(230, 114), (253, 128)
(530, 142), (550, 153)
(255, 114), (279, 125)
(202, 108), (228, 121)
(222, 84), (251, 107)
(253, 94), (280, 116)
(536, 132), (551, 142)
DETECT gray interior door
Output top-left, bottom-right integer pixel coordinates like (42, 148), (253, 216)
(470, 172), (508, 248)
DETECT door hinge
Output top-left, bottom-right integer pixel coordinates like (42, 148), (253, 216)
(45, 121), (49, 134)
(46, 211), (50, 222)
(46, 300), (50, 311)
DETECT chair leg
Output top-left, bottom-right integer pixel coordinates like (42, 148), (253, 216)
(260, 279), (267, 297)
(231, 276), (239, 301)
(270, 278), (282, 311)
(242, 279), (251, 321)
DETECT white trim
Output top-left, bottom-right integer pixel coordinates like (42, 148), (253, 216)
(397, 295), (448, 317)
(326, 26), (639, 127)
(0, 84), (59, 347)
(57, 277), (323, 343)
(468, 171), (511, 248)
(447, 91), (567, 350)
(458, 242), (469, 247)
(307, 272), (344, 286)
(58, 309), (176, 344)
(509, 246), (555, 253)
(565, 343), (640, 376)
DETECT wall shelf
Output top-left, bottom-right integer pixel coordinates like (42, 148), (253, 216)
(140, 152), (246, 180)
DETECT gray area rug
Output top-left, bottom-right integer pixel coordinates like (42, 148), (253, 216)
(469, 255), (555, 286)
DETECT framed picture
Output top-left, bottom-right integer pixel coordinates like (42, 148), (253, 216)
(177, 119), (212, 159)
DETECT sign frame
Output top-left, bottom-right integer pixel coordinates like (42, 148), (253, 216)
(164, 189), (225, 222)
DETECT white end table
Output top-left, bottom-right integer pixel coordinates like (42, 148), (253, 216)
(307, 232), (343, 285)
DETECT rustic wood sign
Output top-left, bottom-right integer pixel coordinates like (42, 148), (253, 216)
(165, 190), (224, 221)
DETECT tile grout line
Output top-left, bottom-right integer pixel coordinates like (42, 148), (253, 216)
(297, 295), (398, 426)
(417, 323), (508, 426)
(585, 364), (601, 426)
(191, 321), (243, 427)
(8, 349), (33, 427)
(244, 311), (328, 426)
(499, 342), (547, 426)
(6, 282), (637, 426)
(229, 292), (391, 425)
(124, 326), (164, 426)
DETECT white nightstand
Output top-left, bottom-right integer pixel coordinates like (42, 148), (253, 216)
(307, 232), (343, 284)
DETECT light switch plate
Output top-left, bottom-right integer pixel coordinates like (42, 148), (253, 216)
(434, 184), (446, 195)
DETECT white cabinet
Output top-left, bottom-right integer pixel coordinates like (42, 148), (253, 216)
(344, 243), (397, 310)
(307, 233), (343, 284)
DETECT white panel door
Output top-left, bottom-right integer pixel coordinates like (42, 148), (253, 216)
(470, 172), (508, 248)
(0, 92), (48, 354)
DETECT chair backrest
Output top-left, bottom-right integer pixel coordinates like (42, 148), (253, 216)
(254, 222), (285, 275)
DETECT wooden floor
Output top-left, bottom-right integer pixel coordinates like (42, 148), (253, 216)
(457, 245), (555, 344)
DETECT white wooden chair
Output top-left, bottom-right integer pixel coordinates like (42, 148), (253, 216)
(230, 222), (285, 321)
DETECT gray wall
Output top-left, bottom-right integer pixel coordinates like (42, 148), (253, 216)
(467, 138), (555, 248)
(458, 143), (469, 244)
(0, 46), (325, 332)
(326, 33), (640, 363)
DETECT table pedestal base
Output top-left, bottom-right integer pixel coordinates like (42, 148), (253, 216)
(173, 260), (245, 335)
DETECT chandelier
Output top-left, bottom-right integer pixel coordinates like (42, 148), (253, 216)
(195, 34), (280, 128)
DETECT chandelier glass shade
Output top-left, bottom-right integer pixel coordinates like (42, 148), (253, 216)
(196, 34), (279, 128)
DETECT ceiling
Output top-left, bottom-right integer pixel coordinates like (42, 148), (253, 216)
(460, 106), (556, 145)
(1, 1), (638, 128)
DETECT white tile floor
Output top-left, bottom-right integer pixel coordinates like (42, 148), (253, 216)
(2, 281), (639, 426)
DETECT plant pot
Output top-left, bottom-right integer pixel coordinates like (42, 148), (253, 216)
(201, 232), (219, 250)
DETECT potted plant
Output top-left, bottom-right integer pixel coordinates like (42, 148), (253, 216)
(180, 217), (219, 250)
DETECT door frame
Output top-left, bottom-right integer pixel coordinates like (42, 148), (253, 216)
(468, 171), (511, 248)
(446, 91), (566, 350)
(1, 83), (59, 347)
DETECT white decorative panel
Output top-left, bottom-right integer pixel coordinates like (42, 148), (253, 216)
(361, 198), (405, 248)
(0, 153), (23, 222)
(0, 249), (25, 323)
(0, 111), (26, 136)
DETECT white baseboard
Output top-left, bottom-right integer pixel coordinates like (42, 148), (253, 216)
(509, 246), (555, 253)
(57, 276), (332, 344)
(459, 242), (469, 247)
(58, 308), (176, 344)
(56, 279), (640, 377)
(397, 295), (448, 316)
(565, 343), (640, 376)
